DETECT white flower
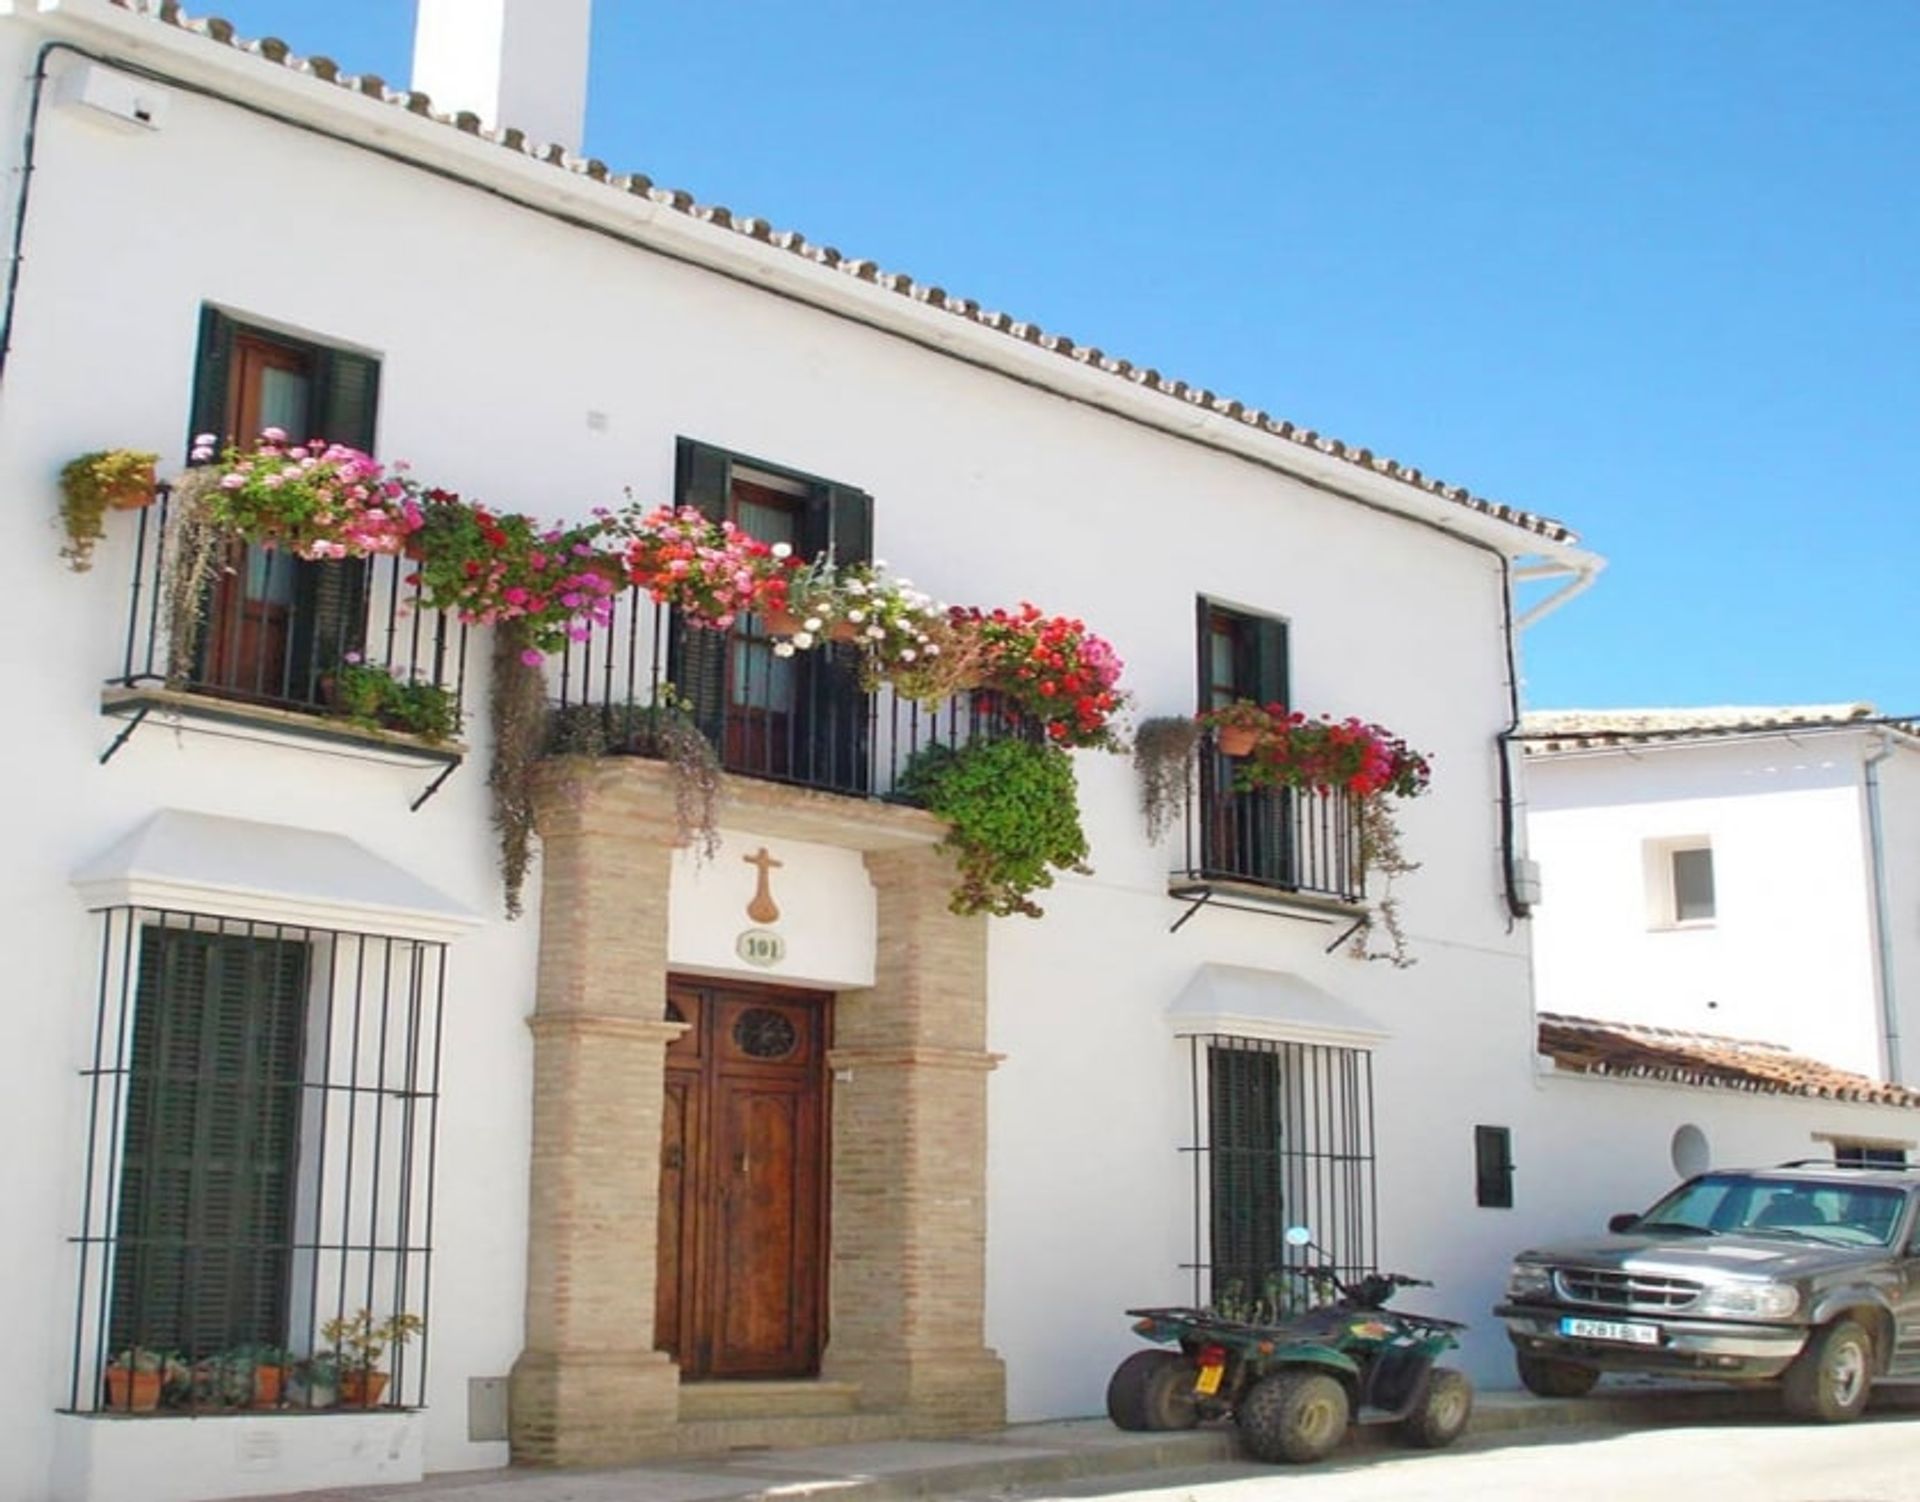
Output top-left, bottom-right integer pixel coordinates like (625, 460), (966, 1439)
(900, 649), (918, 663)
(846, 580), (868, 596)
(867, 625), (885, 639)
(771, 542), (793, 559)
(792, 631), (815, 649)
(847, 608), (867, 623)
(804, 616), (823, 632)
(772, 641), (796, 658)
(873, 558), (888, 569)
(925, 644), (941, 657)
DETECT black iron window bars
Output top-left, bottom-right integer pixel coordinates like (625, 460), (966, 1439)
(68, 908), (444, 1416)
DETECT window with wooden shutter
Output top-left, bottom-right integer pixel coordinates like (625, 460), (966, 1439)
(188, 309), (381, 709)
(669, 438), (874, 792)
(110, 928), (307, 1361)
(1195, 600), (1292, 884)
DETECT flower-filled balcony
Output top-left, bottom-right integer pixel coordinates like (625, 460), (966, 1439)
(85, 439), (469, 792)
(1144, 704), (1431, 963)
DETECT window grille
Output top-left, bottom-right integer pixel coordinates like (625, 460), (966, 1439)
(68, 909), (444, 1414)
(1182, 1034), (1377, 1312)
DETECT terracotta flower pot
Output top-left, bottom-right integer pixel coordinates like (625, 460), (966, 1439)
(106, 464), (157, 511)
(252, 1363), (286, 1409)
(105, 1368), (162, 1413)
(339, 1369), (389, 1408)
(402, 536), (427, 562)
(828, 620), (861, 645)
(1216, 724), (1260, 758)
(762, 607), (802, 636)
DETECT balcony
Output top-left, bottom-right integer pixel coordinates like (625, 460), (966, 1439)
(1170, 734), (1365, 927)
(101, 486), (469, 796)
(548, 586), (1029, 802)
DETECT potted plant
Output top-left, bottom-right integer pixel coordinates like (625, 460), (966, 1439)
(329, 655), (461, 742)
(546, 687), (724, 860)
(1132, 715), (1203, 841)
(287, 1352), (339, 1410)
(195, 428), (421, 560)
(616, 502), (786, 633)
(321, 1309), (424, 1408)
(952, 602), (1127, 749)
(58, 448), (159, 572)
(899, 737), (1092, 917)
(103, 1347), (177, 1412)
(1197, 699), (1273, 758)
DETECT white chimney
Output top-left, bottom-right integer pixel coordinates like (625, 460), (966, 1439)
(411, 0), (592, 155)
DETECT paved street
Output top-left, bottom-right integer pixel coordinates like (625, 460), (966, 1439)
(993, 1408), (1920, 1502)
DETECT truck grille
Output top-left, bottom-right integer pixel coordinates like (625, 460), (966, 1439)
(1553, 1268), (1701, 1311)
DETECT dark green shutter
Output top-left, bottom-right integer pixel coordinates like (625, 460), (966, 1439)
(669, 439), (733, 745)
(111, 929), (307, 1362)
(186, 306), (238, 455)
(1475, 1125), (1515, 1209)
(312, 346), (381, 452)
(297, 346), (382, 693)
(1248, 618), (1289, 707)
(1245, 616), (1291, 883)
(808, 483), (874, 791)
(1208, 1047), (1286, 1308)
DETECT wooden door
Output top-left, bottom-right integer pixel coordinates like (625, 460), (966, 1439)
(657, 980), (828, 1379)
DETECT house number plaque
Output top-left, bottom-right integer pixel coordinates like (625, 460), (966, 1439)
(736, 929), (786, 968)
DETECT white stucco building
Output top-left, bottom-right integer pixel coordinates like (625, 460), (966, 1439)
(6, 6), (1920, 1502)
(1523, 706), (1920, 1087)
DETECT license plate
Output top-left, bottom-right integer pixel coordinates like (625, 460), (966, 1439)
(1560, 1316), (1660, 1346)
(1194, 1364), (1224, 1395)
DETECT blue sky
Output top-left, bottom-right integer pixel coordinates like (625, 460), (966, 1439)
(205, 2), (1918, 712)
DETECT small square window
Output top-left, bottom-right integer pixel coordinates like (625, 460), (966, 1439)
(1671, 846), (1715, 923)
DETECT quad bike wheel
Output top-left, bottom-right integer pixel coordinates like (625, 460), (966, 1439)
(1516, 1353), (1599, 1398)
(1105, 1349), (1201, 1432)
(1782, 1319), (1873, 1423)
(1237, 1369), (1351, 1464)
(1398, 1367), (1474, 1449)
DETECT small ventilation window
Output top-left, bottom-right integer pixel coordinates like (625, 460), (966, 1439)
(1475, 1125), (1514, 1209)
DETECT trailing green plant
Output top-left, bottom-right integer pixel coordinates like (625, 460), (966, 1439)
(1349, 791), (1422, 969)
(900, 737), (1091, 917)
(59, 448), (157, 571)
(331, 657), (460, 743)
(1132, 715), (1201, 842)
(489, 619), (549, 919)
(546, 688), (724, 861)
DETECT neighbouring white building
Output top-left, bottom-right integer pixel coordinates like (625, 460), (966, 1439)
(1523, 706), (1920, 1091)
(6, 6), (1920, 1502)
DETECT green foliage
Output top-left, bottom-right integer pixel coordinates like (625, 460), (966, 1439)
(331, 660), (460, 742)
(546, 688), (723, 861)
(58, 448), (157, 572)
(900, 737), (1091, 918)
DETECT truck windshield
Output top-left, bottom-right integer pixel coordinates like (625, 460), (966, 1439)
(1637, 1175), (1907, 1247)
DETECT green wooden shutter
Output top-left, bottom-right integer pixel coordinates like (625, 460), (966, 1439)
(1208, 1047), (1285, 1309)
(1248, 617), (1289, 707)
(669, 439), (733, 746)
(807, 483), (874, 791)
(1245, 617), (1291, 883)
(111, 929), (307, 1362)
(295, 346), (382, 696)
(186, 306), (238, 455)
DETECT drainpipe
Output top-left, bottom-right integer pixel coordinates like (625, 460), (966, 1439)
(1864, 731), (1902, 1083)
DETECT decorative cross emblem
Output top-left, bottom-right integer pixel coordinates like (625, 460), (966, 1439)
(744, 846), (783, 924)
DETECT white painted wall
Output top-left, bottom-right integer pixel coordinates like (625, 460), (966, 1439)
(1526, 735), (1892, 1076)
(9, 11), (1899, 1499)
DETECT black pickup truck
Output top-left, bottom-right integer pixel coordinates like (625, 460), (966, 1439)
(1495, 1162), (1920, 1421)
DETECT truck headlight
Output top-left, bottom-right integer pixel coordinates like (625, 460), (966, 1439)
(1507, 1262), (1554, 1300)
(1695, 1281), (1800, 1320)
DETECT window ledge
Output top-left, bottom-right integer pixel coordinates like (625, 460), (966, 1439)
(102, 685), (467, 766)
(1168, 872), (1368, 928)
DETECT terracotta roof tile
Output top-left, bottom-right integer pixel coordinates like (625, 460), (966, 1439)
(1538, 1013), (1920, 1109)
(99, 0), (1580, 546)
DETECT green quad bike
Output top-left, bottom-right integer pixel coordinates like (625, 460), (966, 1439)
(1107, 1231), (1473, 1464)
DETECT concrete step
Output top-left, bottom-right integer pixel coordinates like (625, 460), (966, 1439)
(670, 1409), (914, 1456)
(678, 1379), (865, 1423)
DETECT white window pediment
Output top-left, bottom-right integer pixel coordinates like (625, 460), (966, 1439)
(1166, 962), (1389, 1049)
(70, 809), (480, 941)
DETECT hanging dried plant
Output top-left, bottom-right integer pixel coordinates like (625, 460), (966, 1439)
(159, 468), (229, 689)
(488, 619), (549, 918)
(1132, 716), (1201, 843)
(545, 692), (723, 861)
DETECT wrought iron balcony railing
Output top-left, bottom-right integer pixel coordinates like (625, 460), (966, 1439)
(1176, 735), (1364, 904)
(107, 485), (469, 733)
(549, 586), (1027, 801)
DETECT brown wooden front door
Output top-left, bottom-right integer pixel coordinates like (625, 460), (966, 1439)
(657, 978), (829, 1379)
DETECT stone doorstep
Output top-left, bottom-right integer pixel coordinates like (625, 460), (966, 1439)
(231, 1384), (1890, 1502)
(677, 1382), (866, 1424)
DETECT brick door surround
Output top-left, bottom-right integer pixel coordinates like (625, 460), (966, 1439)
(510, 759), (1005, 1464)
